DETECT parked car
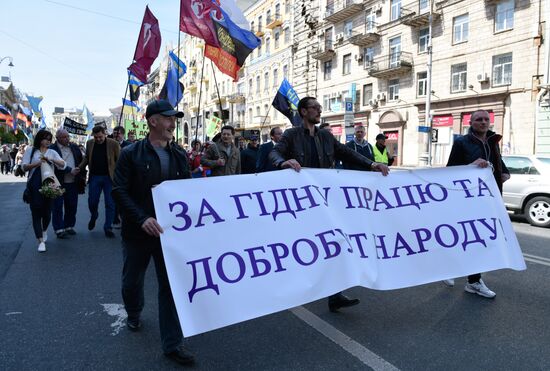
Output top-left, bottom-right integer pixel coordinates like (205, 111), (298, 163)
(502, 155), (550, 227)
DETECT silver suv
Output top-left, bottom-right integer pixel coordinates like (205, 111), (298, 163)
(502, 155), (550, 228)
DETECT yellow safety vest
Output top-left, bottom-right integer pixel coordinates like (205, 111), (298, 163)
(373, 145), (389, 164)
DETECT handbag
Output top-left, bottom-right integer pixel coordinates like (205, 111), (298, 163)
(22, 148), (36, 204)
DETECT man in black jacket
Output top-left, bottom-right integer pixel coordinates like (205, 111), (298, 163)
(112, 100), (194, 366)
(256, 127), (282, 172)
(444, 109), (510, 298)
(240, 135), (259, 174)
(50, 128), (83, 238)
(269, 96), (389, 313)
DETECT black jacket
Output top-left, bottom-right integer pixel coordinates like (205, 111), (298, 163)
(269, 126), (374, 169)
(49, 142), (84, 184)
(343, 140), (374, 170)
(256, 141), (276, 172)
(112, 138), (191, 241)
(240, 143), (259, 174)
(447, 129), (509, 192)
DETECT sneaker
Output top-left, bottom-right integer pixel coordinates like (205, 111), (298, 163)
(56, 230), (68, 239)
(127, 317), (142, 332)
(42, 231), (48, 242)
(328, 293), (360, 313)
(65, 228), (76, 235)
(464, 279), (496, 298)
(38, 242), (46, 252)
(112, 222), (121, 229)
(164, 345), (195, 366)
(443, 279), (455, 287)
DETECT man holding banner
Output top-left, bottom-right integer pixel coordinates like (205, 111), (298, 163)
(270, 97), (390, 312)
(112, 100), (194, 366)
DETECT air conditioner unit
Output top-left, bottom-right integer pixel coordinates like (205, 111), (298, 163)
(477, 73), (490, 82)
(377, 92), (386, 101)
(335, 33), (344, 42)
(368, 99), (378, 107)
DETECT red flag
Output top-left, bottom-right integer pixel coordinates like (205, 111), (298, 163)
(128, 6), (162, 83)
(179, 0), (220, 47)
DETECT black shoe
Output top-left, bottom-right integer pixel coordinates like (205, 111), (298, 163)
(165, 346), (195, 366)
(127, 317), (141, 332)
(88, 218), (96, 231)
(105, 230), (115, 238)
(56, 231), (68, 239)
(65, 228), (76, 235)
(328, 293), (360, 313)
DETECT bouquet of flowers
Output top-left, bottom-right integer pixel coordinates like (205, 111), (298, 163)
(39, 161), (65, 199)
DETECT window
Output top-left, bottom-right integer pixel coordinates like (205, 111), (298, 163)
(285, 0), (290, 13)
(493, 53), (512, 86)
(453, 14), (469, 43)
(256, 75), (261, 93)
(274, 30), (280, 48)
(256, 106), (261, 116)
(451, 63), (467, 92)
(366, 9), (376, 31)
(418, 28), (429, 53)
(266, 10), (272, 24)
(275, 3), (281, 17)
(388, 79), (400, 100)
(257, 42), (262, 57)
(323, 95), (330, 112)
(391, 0), (402, 21)
(283, 65), (288, 79)
(362, 84), (373, 105)
(364, 47), (374, 68)
(249, 108), (253, 124)
(248, 79), (253, 94)
(419, 0), (429, 13)
(344, 20), (353, 39)
(343, 54), (352, 75)
(266, 38), (271, 54)
(284, 27), (290, 43)
(504, 157), (539, 175)
(250, 21), (255, 33)
(273, 68), (279, 87)
(264, 104), (269, 115)
(264, 72), (269, 91)
(417, 72), (427, 97)
(258, 16), (263, 32)
(495, 0), (514, 32)
(324, 60), (332, 80)
(389, 36), (401, 68)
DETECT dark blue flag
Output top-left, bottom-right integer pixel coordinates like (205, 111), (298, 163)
(272, 78), (302, 126)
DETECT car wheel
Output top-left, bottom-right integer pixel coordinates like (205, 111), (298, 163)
(524, 196), (550, 228)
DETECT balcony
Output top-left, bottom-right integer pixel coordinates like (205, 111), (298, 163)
(312, 40), (335, 61)
(211, 93), (227, 104)
(188, 81), (197, 92)
(255, 27), (265, 37)
(227, 93), (246, 103)
(266, 13), (283, 29)
(400, 3), (440, 27)
(348, 22), (380, 46)
(367, 52), (413, 78)
(324, 0), (364, 23)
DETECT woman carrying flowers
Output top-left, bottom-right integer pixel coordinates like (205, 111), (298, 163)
(22, 130), (66, 252)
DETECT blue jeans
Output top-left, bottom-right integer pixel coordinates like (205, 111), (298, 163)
(121, 238), (183, 353)
(52, 182), (78, 232)
(88, 175), (114, 231)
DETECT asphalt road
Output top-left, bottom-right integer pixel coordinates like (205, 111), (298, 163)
(0, 173), (549, 370)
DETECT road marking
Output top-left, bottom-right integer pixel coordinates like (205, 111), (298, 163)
(101, 303), (127, 336)
(523, 256), (550, 267)
(290, 306), (400, 371)
(523, 253), (550, 263)
(5, 312), (22, 315)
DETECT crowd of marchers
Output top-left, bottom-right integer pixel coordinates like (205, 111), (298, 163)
(0, 96), (509, 367)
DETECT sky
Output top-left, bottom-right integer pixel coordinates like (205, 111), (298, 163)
(0, 0), (185, 121)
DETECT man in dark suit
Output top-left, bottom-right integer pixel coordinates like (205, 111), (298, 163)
(50, 128), (83, 238)
(256, 127), (282, 173)
(79, 125), (120, 238)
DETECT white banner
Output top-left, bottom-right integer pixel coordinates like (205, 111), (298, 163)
(152, 166), (525, 337)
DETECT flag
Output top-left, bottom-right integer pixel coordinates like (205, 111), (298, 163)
(82, 104), (95, 131)
(206, 115), (223, 138)
(122, 99), (140, 115)
(128, 6), (162, 83)
(0, 104), (11, 115)
(26, 95), (43, 116)
(17, 112), (31, 127)
(272, 79), (302, 126)
(19, 104), (32, 118)
(180, 0), (260, 80)
(128, 71), (144, 102)
(159, 53), (185, 107)
(169, 50), (187, 78)
(39, 107), (47, 129)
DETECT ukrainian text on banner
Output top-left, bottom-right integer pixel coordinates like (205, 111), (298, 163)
(63, 117), (87, 136)
(152, 167), (525, 336)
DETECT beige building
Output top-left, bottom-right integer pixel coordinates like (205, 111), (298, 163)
(313, 0), (547, 166)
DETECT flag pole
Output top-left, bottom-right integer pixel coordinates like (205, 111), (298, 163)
(176, 3), (183, 145)
(210, 61), (225, 125)
(259, 103), (272, 144)
(194, 45), (206, 141)
(118, 79), (130, 127)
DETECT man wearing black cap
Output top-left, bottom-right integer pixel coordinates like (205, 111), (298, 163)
(240, 135), (259, 174)
(373, 133), (394, 166)
(112, 99), (194, 365)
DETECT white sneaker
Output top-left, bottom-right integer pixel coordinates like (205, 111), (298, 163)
(42, 231), (48, 242)
(38, 242), (46, 252)
(443, 279), (455, 287)
(464, 279), (496, 298)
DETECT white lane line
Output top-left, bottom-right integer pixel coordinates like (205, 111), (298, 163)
(523, 253), (550, 263)
(524, 257), (550, 267)
(290, 306), (400, 371)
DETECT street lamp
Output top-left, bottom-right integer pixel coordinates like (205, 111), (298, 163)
(0, 56), (14, 67)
